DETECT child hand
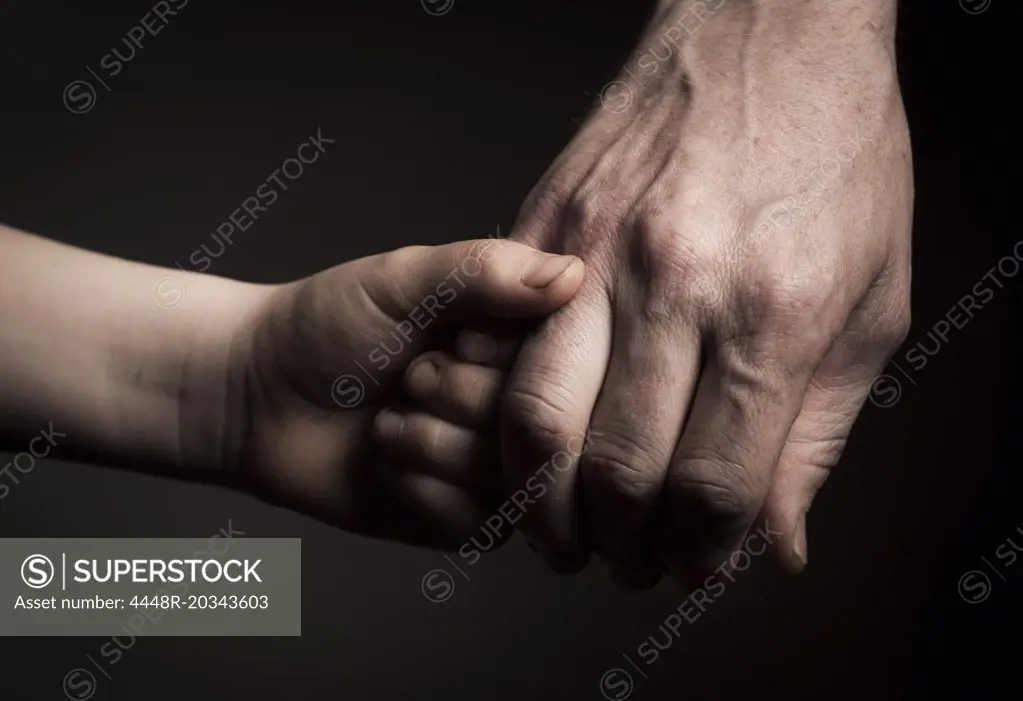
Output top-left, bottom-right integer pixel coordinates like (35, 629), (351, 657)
(372, 327), (522, 548)
(232, 239), (583, 550)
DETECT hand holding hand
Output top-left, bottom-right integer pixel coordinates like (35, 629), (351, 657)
(228, 239), (584, 548)
(500, 0), (912, 586)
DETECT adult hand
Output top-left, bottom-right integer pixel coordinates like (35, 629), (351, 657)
(499, 0), (912, 587)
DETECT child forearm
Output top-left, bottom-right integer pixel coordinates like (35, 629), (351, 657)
(0, 224), (267, 484)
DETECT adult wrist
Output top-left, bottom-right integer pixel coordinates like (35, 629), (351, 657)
(647, 0), (896, 51)
(602, 0), (897, 120)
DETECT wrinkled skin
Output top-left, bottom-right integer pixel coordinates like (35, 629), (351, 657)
(500, 0), (912, 587)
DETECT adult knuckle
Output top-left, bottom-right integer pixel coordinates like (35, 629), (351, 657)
(671, 437), (764, 511)
(503, 381), (577, 451)
(583, 429), (666, 502)
(742, 264), (824, 324)
(632, 216), (734, 321)
(632, 217), (685, 273)
(730, 260), (840, 361)
(627, 217), (696, 316)
(669, 460), (761, 526)
(783, 433), (848, 472)
(564, 189), (626, 243)
(518, 179), (571, 224)
(584, 454), (652, 502)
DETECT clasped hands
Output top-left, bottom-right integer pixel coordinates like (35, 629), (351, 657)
(233, 0), (912, 591)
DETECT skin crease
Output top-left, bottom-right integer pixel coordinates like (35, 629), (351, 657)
(0, 227), (585, 552)
(497, 0), (912, 588)
(0, 0), (909, 592)
(231, 240), (587, 549)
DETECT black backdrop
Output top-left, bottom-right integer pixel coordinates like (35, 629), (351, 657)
(0, 1), (1017, 699)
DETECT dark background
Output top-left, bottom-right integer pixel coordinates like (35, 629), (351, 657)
(0, 0), (1016, 699)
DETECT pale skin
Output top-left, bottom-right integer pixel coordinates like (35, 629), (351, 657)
(1, 0), (913, 591)
(500, 0), (912, 586)
(0, 224), (584, 548)
(382, 0), (914, 588)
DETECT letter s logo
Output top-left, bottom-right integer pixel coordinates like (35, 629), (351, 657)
(21, 554), (54, 589)
(420, 569), (454, 603)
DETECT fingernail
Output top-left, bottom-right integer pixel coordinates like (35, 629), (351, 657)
(792, 515), (808, 570)
(521, 254), (579, 289)
(405, 358), (439, 396)
(373, 409), (405, 442)
(458, 331), (498, 364)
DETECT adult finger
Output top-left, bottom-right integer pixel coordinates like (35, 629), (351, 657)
(762, 281), (911, 571)
(500, 277), (612, 572)
(580, 296), (701, 589)
(663, 279), (842, 584)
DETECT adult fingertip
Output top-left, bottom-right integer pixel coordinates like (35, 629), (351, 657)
(792, 513), (808, 572)
(770, 513), (808, 574)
